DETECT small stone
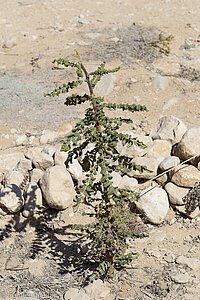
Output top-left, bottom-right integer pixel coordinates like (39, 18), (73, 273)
(30, 168), (44, 183)
(32, 153), (54, 171)
(14, 158), (32, 174)
(14, 134), (27, 145)
(165, 182), (190, 205)
(24, 147), (42, 160)
(84, 279), (113, 300)
(41, 145), (57, 157)
(2, 37), (17, 48)
(176, 255), (200, 270)
(156, 172), (168, 186)
(144, 139), (172, 158)
(78, 19), (89, 24)
(137, 186), (169, 224)
(171, 272), (190, 284)
(23, 182), (44, 217)
(40, 166), (76, 210)
(0, 184), (24, 213)
(5, 170), (26, 188)
(164, 253), (176, 263)
(159, 156), (180, 171)
(152, 75), (169, 90)
(54, 150), (68, 166)
(170, 164), (200, 187)
(152, 115), (187, 145)
(121, 175), (138, 189)
(64, 288), (89, 300)
(176, 205), (200, 219)
(127, 157), (162, 179)
(26, 259), (46, 277)
(0, 152), (24, 172)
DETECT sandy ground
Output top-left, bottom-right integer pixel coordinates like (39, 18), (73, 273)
(1, 1), (200, 299)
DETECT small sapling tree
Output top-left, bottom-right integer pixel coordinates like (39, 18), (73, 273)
(45, 51), (148, 280)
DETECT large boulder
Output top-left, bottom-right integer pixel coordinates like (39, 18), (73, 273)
(0, 184), (24, 213)
(165, 182), (190, 205)
(172, 127), (200, 165)
(152, 116), (187, 145)
(144, 139), (172, 158)
(40, 166), (76, 210)
(137, 186), (169, 224)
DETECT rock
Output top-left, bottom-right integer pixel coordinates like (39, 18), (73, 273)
(26, 258), (46, 277)
(64, 288), (90, 300)
(152, 75), (169, 90)
(32, 153), (54, 171)
(144, 139), (172, 158)
(0, 152), (24, 173)
(40, 166), (76, 210)
(54, 150), (68, 166)
(176, 205), (200, 219)
(159, 156), (180, 171)
(176, 255), (200, 270)
(152, 116), (187, 145)
(116, 131), (153, 158)
(121, 175), (138, 189)
(171, 272), (190, 284)
(2, 37), (17, 48)
(41, 145), (57, 157)
(127, 157), (162, 179)
(84, 279), (113, 300)
(165, 182), (190, 205)
(163, 97), (180, 110)
(137, 186), (169, 224)
(14, 158), (32, 174)
(40, 124), (72, 144)
(155, 172), (168, 186)
(0, 172), (3, 183)
(172, 127), (200, 165)
(95, 73), (115, 96)
(0, 184), (24, 213)
(23, 182), (44, 217)
(5, 170), (26, 189)
(30, 168), (44, 183)
(170, 164), (200, 187)
(14, 133), (27, 145)
(24, 147), (43, 160)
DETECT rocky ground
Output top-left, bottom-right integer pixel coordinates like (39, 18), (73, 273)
(1, 0), (200, 299)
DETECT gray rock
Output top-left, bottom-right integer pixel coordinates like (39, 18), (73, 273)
(127, 157), (162, 179)
(165, 182), (190, 205)
(30, 168), (44, 183)
(155, 173), (168, 186)
(144, 139), (172, 158)
(152, 115), (187, 145)
(170, 164), (200, 187)
(0, 184), (24, 213)
(0, 152), (24, 173)
(32, 153), (54, 171)
(5, 170), (26, 189)
(172, 127), (200, 165)
(176, 255), (200, 270)
(24, 147), (43, 160)
(159, 156), (180, 171)
(14, 134), (27, 145)
(152, 75), (169, 90)
(14, 158), (32, 174)
(116, 131), (153, 158)
(171, 272), (190, 284)
(23, 182), (44, 218)
(137, 186), (169, 224)
(54, 150), (68, 166)
(40, 166), (76, 210)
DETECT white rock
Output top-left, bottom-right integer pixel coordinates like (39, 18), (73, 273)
(24, 147), (43, 160)
(116, 131), (153, 158)
(152, 75), (169, 90)
(41, 146), (57, 157)
(14, 158), (32, 174)
(15, 134), (27, 145)
(171, 272), (190, 284)
(0, 184), (24, 213)
(127, 157), (162, 179)
(67, 158), (83, 181)
(5, 170), (26, 188)
(0, 152), (24, 173)
(84, 279), (113, 300)
(137, 186), (169, 224)
(152, 116), (187, 145)
(94, 73), (115, 96)
(54, 150), (68, 166)
(172, 127), (200, 165)
(176, 255), (200, 270)
(159, 156), (180, 171)
(176, 205), (200, 219)
(30, 168), (44, 183)
(23, 182), (44, 218)
(170, 164), (200, 187)
(32, 153), (54, 171)
(165, 182), (190, 205)
(64, 288), (89, 300)
(144, 139), (172, 158)
(2, 37), (17, 48)
(121, 175), (138, 189)
(40, 166), (76, 210)
(155, 173), (168, 186)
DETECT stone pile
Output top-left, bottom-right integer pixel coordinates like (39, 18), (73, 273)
(0, 115), (200, 225)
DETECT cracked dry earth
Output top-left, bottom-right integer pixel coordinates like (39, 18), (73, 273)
(1, 0), (200, 299)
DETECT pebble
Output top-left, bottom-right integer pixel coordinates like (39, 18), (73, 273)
(171, 272), (190, 284)
(176, 255), (200, 270)
(163, 97), (180, 110)
(152, 75), (169, 90)
(159, 156), (180, 171)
